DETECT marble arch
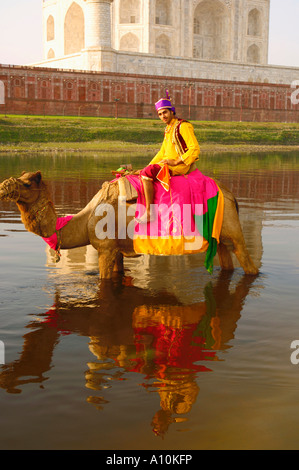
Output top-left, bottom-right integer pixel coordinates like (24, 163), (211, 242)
(155, 33), (171, 56)
(155, 0), (171, 25)
(193, 0), (231, 60)
(64, 2), (85, 56)
(47, 15), (55, 42)
(119, 0), (140, 24)
(47, 48), (55, 59)
(248, 8), (262, 36)
(119, 32), (140, 52)
(247, 43), (261, 64)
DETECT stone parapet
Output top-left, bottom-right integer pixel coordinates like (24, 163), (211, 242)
(33, 48), (299, 86)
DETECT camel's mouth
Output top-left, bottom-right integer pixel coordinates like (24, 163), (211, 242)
(0, 178), (20, 202)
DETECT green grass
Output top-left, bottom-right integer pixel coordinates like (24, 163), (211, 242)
(0, 114), (299, 153)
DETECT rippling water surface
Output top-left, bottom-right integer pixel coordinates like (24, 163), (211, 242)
(0, 151), (299, 450)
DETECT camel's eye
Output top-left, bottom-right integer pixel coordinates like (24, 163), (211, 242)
(23, 182), (31, 188)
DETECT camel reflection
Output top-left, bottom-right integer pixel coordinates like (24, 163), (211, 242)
(0, 271), (258, 436)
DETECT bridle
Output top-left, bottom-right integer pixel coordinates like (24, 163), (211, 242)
(0, 177), (21, 202)
(1, 176), (62, 262)
(1, 176), (56, 233)
(1, 178), (49, 217)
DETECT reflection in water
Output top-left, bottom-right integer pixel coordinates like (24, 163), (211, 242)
(0, 271), (258, 437)
(1, 151), (299, 449)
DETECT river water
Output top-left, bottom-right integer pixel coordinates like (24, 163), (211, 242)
(0, 151), (299, 450)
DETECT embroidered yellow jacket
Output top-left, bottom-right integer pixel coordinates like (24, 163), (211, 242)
(149, 118), (200, 176)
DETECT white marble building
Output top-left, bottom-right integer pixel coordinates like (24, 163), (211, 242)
(33, 0), (299, 85)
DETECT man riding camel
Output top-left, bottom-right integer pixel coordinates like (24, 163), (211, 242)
(136, 91), (200, 224)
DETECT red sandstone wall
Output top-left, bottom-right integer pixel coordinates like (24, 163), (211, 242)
(0, 64), (298, 122)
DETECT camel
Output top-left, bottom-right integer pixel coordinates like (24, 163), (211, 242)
(0, 170), (259, 278)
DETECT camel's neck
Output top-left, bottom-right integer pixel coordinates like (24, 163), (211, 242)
(17, 191), (57, 238)
(15, 179), (119, 250)
(17, 188), (92, 249)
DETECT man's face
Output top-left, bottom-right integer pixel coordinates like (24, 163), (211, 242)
(158, 108), (174, 125)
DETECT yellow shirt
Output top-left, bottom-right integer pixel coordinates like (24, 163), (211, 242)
(149, 118), (200, 176)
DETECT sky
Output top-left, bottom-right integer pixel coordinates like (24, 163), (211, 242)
(0, 0), (298, 68)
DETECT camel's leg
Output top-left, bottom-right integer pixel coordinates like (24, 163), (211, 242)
(224, 221), (258, 275)
(113, 252), (124, 273)
(217, 242), (234, 271)
(98, 250), (120, 279)
(232, 237), (259, 275)
(221, 197), (259, 276)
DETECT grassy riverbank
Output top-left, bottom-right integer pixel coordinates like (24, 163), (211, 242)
(0, 114), (299, 154)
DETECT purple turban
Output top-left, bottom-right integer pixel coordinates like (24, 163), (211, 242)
(155, 90), (175, 114)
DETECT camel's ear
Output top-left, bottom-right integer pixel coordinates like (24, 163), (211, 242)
(31, 171), (42, 184)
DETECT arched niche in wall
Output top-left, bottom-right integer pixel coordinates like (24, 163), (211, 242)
(155, 33), (171, 56)
(193, 0), (231, 60)
(64, 2), (85, 55)
(47, 48), (55, 59)
(248, 8), (262, 37)
(119, 0), (141, 24)
(247, 44), (261, 64)
(47, 15), (55, 41)
(155, 0), (171, 25)
(119, 32), (140, 52)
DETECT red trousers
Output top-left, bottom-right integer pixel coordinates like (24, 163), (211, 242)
(140, 164), (172, 180)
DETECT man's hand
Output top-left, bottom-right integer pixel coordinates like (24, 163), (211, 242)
(159, 158), (182, 167)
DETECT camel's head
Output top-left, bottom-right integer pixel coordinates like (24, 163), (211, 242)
(0, 171), (43, 204)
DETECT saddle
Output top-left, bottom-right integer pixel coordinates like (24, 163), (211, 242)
(118, 175), (138, 202)
(117, 162), (198, 202)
